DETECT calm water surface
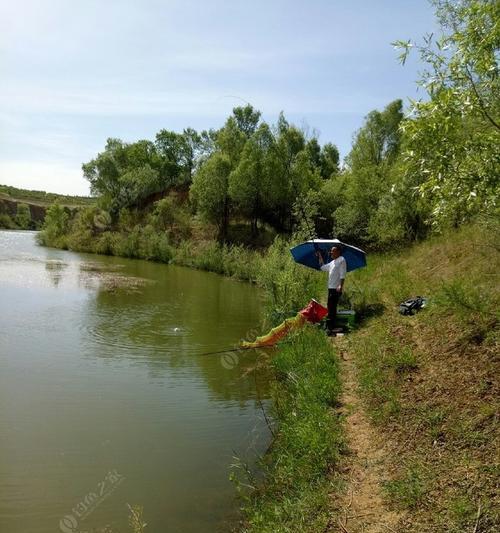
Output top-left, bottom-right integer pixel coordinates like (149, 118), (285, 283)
(0, 231), (270, 533)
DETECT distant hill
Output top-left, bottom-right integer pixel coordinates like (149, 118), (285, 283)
(0, 184), (94, 207)
(0, 184), (95, 230)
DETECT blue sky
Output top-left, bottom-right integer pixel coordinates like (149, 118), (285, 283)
(0, 0), (437, 195)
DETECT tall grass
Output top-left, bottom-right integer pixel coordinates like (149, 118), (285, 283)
(240, 327), (343, 533)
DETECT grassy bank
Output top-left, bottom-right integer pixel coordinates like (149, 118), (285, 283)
(238, 327), (344, 533)
(342, 219), (499, 532)
(38, 200), (499, 531)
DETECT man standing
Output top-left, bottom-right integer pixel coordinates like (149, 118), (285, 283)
(316, 245), (347, 335)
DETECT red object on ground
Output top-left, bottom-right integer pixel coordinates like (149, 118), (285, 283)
(299, 299), (328, 323)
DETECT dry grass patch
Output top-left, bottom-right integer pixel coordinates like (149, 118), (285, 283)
(343, 222), (499, 532)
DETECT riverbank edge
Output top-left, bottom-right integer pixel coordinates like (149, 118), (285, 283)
(38, 229), (265, 283)
(39, 221), (499, 531)
(38, 230), (349, 532)
(235, 326), (345, 533)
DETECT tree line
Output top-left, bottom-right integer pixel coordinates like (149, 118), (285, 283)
(45, 0), (498, 252)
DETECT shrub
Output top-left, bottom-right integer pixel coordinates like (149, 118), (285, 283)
(0, 213), (15, 229)
(257, 236), (322, 324)
(38, 203), (69, 247)
(15, 203), (32, 229)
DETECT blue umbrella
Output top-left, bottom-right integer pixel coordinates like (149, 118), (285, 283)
(290, 239), (366, 272)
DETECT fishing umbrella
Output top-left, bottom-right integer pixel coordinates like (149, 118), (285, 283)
(290, 239), (366, 272)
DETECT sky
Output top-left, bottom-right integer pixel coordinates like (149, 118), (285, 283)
(0, 0), (438, 196)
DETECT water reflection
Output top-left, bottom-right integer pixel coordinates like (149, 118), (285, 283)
(44, 259), (68, 287)
(80, 260), (270, 403)
(0, 231), (271, 533)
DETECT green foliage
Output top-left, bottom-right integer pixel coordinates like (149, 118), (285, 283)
(0, 213), (15, 229)
(0, 183), (94, 206)
(241, 327), (343, 532)
(190, 152), (232, 238)
(118, 165), (160, 207)
(172, 240), (261, 281)
(265, 119), (321, 232)
(319, 142), (340, 179)
(192, 107), (323, 239)
(305, 137), (338, 179)
(334, 100), (406, 246)
(15, 203), (32, 229)
(150, 196), (191, 243)
(256, 235), (322, 323)
(395, 0), (500, 228)
(347, 99), (404, 170)
(229, 123), (274, 233)
(38, 203), (69, 247)
(155, 127), (205, 186)
(232, 104), (262, 137)
(82, 138), (163, 217)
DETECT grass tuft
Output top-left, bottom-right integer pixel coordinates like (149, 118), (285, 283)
(239, 326), (344, 533)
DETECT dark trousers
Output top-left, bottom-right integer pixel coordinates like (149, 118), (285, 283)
(327, 289), (341, 332)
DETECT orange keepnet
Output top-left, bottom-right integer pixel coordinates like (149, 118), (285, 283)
(240, 299), (327, 349)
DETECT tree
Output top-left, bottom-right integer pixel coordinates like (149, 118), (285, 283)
(155, 128), (204, 187)
(190, 152), (232, 239)
(215, 117), (247, 166)
(118, 165), (160, 208)
(320, 143), (340, 179)
(394, 0), (499, 227)
(231, 104), (261, 137)
(41, 204), (69, 243)
(15, 203), (31, 229)
(229, 123), (274, 234)
(264, 118), (322, 232)
(346, 99), (403, 170)
(82, 138), (124, 201)
(83, 138), (163, 217)
(335, 100), (404, 244)
(179, 128), (203, 183)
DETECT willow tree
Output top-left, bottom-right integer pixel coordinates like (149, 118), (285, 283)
(395, 0), (500, 227)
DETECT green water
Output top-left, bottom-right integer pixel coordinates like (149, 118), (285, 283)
(0, 231), (270, 533)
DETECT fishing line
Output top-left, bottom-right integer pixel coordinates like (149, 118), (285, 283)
(196, 340), (293, 357)
(197, 347), (243, 357)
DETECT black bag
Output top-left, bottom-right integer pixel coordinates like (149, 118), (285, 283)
(399, 296), (427, 316)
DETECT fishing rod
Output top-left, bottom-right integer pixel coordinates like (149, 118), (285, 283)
(197, 347), (245, 357)
(196, 345), (275, 357)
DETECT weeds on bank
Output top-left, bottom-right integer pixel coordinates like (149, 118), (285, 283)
(343, 222), (499, 531)
(383, 463), (427, 510)
(239, 327), (344, 533)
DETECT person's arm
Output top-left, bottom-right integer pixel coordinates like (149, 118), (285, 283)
(318, 257), (331, 272)
(316, 250), (324, 265)
(337, 257), (347, 292)
(316, 250), (329, 271)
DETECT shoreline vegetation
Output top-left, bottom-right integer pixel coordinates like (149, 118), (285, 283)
(10, 1), (500, 531)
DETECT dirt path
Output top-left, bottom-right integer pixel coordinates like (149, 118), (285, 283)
(332, 339), (403, 533)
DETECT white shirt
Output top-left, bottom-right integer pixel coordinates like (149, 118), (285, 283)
(321, 256), (347, 289)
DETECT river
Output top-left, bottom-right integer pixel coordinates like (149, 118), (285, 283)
(0, 230), (270, 533)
